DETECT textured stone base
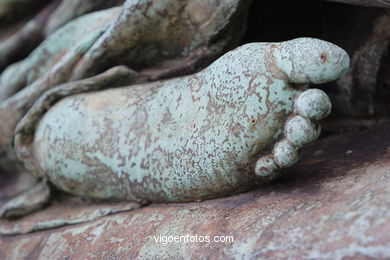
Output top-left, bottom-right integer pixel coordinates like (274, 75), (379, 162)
(0, 124), (390, 259)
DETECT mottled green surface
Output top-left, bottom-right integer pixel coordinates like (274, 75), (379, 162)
(0, 0), (251, 174)
(15, 38), (349, 204)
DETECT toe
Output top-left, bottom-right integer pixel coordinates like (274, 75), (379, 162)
(272, 139), (300, 168)
(295, 89), (331, 120)
(253, 89), (330, 178)
(285, 115), (320, 147)
(255, 155), (278, 177)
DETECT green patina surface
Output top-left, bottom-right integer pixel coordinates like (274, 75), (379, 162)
(15, 38), (349, 203)
(0, 0), (252, 172)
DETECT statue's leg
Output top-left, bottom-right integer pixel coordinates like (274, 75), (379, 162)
(254, 88), (331, 178)
(0, 180), (50, 219)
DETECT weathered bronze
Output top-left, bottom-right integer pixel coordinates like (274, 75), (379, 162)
(0, 0), (252, 174)
(0, 38), (349, 226)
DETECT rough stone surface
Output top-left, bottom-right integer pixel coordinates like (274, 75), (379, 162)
(0, 124), (389, 259)
(0, 0), (124, 71)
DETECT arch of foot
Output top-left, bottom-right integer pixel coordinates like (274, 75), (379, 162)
(255, 88), (331, 178)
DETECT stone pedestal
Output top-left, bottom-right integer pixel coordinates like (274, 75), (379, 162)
(1, 124), (389, 259)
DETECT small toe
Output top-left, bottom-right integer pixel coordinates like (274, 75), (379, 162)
(272, 139), (300, 168)
(285, 115), (320, 147)
(295, 89), (331, 120)
(253, 89), (329, 178)
(255, 155), (278, 177)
